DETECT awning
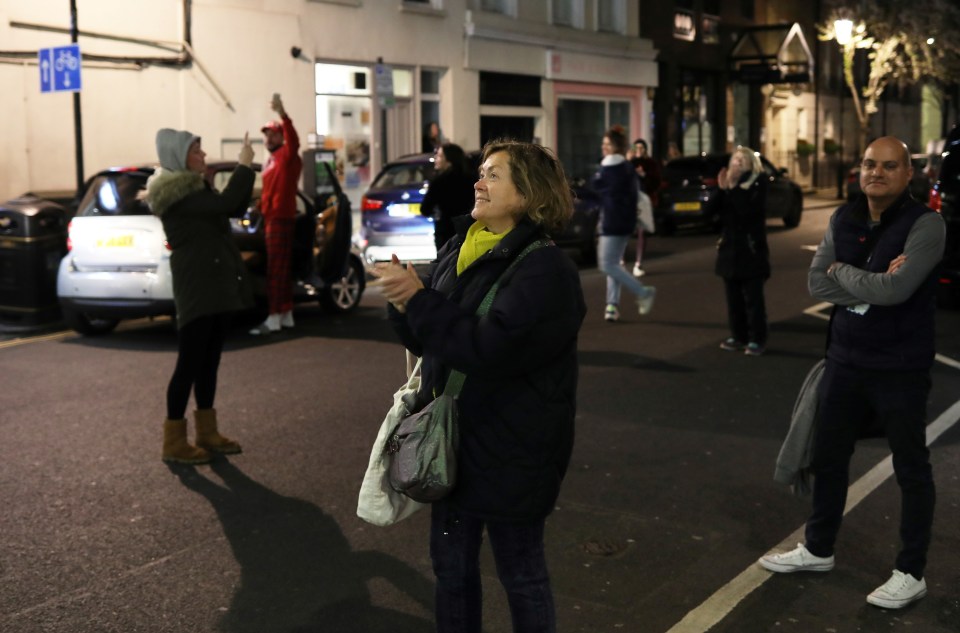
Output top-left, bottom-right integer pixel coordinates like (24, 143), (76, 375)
(729, 22), (813, 84)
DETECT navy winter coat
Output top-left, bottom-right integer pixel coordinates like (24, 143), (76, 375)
(593, 157), (639, 236)
(388, 216), (586, 522)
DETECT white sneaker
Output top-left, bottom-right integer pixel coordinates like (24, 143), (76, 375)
(867, 570), (927, 609)
(632, 263), (645, 277)
(758, 543), (835, 573)
(249, 314), (281, 335)
(280, 310), (295, 328)
(604, 304), (619, 322)
(637, 287), (656, 315)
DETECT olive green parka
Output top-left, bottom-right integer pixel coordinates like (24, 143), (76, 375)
(145, 166), (255, 328)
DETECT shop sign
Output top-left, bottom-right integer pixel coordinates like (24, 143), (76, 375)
(673, 10), (696, 42)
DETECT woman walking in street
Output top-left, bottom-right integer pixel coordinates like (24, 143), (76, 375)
(145, 128), (255, 463)
(593, 126), (656, 322)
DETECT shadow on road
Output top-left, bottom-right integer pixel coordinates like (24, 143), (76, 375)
(168, 459), (434, 633)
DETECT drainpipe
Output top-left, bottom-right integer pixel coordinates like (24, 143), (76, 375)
(70, 0), (83, 192)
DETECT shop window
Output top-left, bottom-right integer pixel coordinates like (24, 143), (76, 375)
(421, 68), (442, 153)
(678, 72), (717, 155)
(597, 0), (625, 33)
(551, 0), (584, 28)
(481, 0), (517, 16)
(479, 72), (541, 107)
(557, 97), (632, 182)
(403, 0), (443, 9)
(392, 68), (413, 98)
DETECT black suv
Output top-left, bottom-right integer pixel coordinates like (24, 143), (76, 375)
(931, 130), (960, 306)
(656, 152), (803, 234)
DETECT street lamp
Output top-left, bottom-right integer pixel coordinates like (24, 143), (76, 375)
(834, 19), (853, 199)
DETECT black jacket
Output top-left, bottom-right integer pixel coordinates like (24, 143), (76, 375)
(713, 175), (770, 280)
(420, 169), (476, 249)
(388, 216), (586, 522)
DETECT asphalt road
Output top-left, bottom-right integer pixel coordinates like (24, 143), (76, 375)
(2, 196), (959, 633)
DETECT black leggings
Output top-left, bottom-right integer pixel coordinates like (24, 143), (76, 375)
(166, 312), (231, 420)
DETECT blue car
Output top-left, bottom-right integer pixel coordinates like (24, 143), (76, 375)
(355, 153), (438, 265)
(354, 151), (601, 265)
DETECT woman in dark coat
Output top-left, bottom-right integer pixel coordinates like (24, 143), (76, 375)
(145, 129), (255, 463)
(713, 146), (770, 356)
(372, 140), (586, 633)
(420, 142), (476, 251)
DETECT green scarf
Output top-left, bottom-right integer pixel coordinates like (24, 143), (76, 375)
(456, 221), (513, 276)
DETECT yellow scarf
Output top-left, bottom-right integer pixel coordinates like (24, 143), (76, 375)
(456, 221), (513, 275)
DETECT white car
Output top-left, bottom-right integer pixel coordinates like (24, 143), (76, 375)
(57, 162), (365, 335)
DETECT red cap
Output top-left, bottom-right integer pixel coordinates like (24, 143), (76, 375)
(261, 120), (283, 134)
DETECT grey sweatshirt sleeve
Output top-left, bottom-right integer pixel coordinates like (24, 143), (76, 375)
(808, 216), (863, 306)
(827, 212), (945, 306)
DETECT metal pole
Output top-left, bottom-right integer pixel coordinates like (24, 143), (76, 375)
(70, 0), (84, 192)
(836, 47), (844, 199)
(378, 57), (387, 169)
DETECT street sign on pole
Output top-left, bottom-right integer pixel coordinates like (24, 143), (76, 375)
(374, 63), (394, 109)
(39, 44), (82, 93)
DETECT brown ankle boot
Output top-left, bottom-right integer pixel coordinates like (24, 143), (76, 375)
(194, 408), (242, 454)
(162, 418), (212, 464)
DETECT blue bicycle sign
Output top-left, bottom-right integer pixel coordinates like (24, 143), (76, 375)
(39, 44), (82, 93)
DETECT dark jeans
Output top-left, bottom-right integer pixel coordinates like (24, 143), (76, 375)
(430, 502), (555, 633)
(805, 360), (935, 578)
(166, 312), (231, 420)
(723, 277), (767, 345)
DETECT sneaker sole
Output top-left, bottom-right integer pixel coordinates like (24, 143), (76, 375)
(758, 557), (834, 573)
(866, 588), (927, 609)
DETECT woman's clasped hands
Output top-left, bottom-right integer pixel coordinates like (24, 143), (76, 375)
(369, 254), (424, 313)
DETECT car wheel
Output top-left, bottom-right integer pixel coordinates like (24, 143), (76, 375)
(62, 307), (119, 335)
(783, 194), (803, 228)
(319, 256), (366, 313)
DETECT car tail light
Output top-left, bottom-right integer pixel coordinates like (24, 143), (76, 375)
(164, 240), (172, 251)
(940, 277), (951, 285)
(703, 177), (718, 187)
(929, 187), (941, 212)
(361, 196), (383, 212)
(66, 220), (72, 252)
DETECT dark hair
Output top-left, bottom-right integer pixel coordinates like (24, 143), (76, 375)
(439, 142), (468, 174)
(480, 139), (573, 235)
(605, 127), (628, 155)
(633, 139), (648, 152)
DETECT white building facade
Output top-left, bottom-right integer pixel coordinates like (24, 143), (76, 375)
(0, 0), (658, 204)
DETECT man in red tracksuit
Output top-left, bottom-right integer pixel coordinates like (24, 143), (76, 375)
(251, 93), (302, 335)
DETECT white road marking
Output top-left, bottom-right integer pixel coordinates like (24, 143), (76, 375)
(666, 302), (960, 633)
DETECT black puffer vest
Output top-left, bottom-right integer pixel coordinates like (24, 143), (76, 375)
(829, 193), (937, 370)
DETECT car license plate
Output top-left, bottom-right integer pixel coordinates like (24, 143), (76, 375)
(387, 203), (421, 217)
(96, 235), (134, 248)
(673, 202), (701, 212)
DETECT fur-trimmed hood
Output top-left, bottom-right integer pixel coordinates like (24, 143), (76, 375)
(144, 168), (206, 217)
